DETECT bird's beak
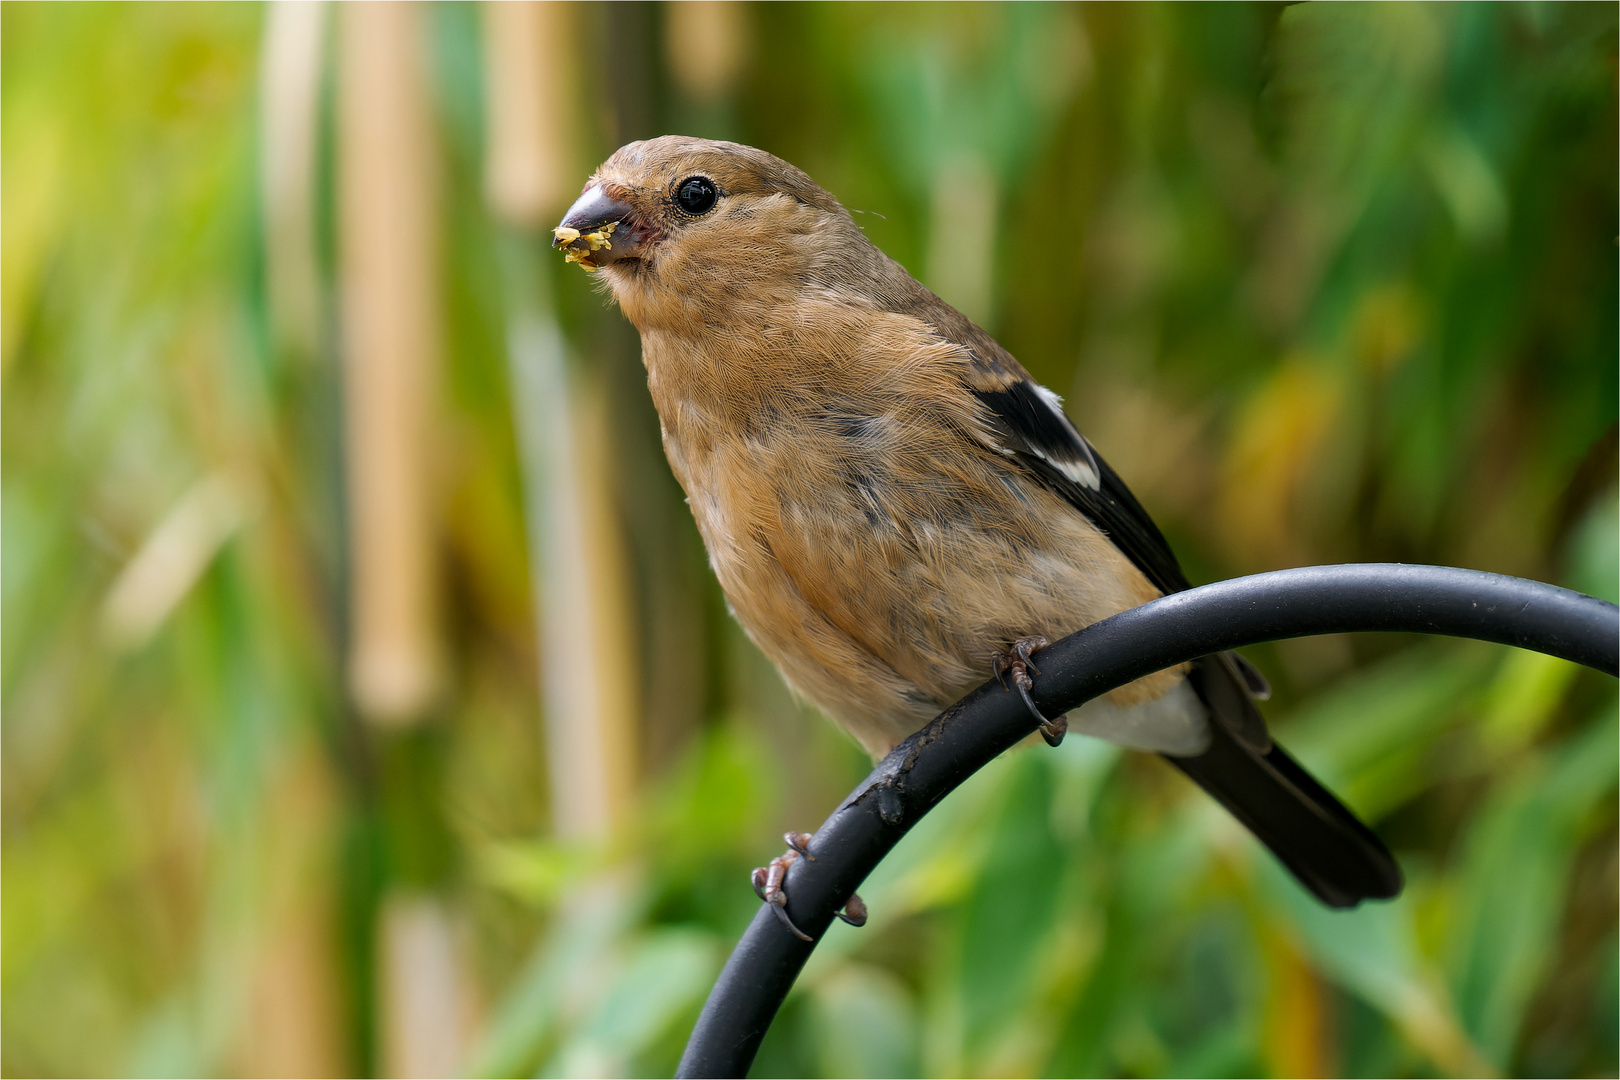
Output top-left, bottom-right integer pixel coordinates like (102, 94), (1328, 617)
(552, 185), (639, 270)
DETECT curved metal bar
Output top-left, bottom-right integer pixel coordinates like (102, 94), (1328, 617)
(676, 564), (1619, 1078)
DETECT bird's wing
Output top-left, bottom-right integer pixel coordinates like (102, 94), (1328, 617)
(958, 354), (1276, 702)
(967, 375), (1193, 596)
(872, 295), (1272, 692)
(872, 295), (1397, 907)
(869, 283), (1192, 594)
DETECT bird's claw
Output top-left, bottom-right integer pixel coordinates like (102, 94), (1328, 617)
(836, 891), (869, 927)
(995, 635), (1067, 745)
(1036, 709), (1068, 747)
(751, 854), (813, 941)
(750, 832), (868, 941)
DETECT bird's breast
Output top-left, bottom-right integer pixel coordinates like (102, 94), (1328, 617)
(645, 341), (1142, 710)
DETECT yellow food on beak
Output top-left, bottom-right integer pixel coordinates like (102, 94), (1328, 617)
(552, 221), (618, 272)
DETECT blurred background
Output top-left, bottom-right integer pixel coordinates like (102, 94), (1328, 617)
(3, 2), (1616, 1077)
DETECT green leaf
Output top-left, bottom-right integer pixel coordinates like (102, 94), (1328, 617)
(958, 752), (1065, 1057)
(542, 927), (721, 1078)
(1446, 710), (1619, 1067)
(808, 962), (919, 1079)
(1280, 644), (1495, 817)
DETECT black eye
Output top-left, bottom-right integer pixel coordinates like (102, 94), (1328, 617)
(676, 175), (718, 215)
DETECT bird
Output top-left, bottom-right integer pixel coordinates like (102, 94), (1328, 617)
(551, 135), (1402, 922)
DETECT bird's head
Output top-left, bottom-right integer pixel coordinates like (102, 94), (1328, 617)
(552, 136), (866, 330)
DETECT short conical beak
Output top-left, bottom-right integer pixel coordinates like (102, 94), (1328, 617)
(552, 185), (638, 269)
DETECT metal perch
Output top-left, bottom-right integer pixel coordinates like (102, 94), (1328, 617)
(676, 563), (1620, 1078)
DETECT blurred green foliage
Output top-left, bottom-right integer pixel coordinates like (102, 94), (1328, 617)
(3, 3), (1616, 1078)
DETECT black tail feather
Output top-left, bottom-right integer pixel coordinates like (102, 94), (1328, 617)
(1167, 658), (1403, 908)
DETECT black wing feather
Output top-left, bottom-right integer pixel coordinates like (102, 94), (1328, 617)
(971, 374), (1400, 909)
(972, 384), (1190, 595)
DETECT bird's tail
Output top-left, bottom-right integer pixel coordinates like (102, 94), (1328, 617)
(1166, 657), (1403, 908)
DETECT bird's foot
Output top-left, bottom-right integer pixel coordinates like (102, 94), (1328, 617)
(750, 831), (867, 941)
(751, 839), (812, 941)
(994, 636), (1067, 746)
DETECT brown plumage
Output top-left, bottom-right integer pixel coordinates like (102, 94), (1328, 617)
(554, 136), (1401, 908)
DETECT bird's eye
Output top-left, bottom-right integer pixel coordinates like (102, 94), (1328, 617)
(676, 175), (718, 215)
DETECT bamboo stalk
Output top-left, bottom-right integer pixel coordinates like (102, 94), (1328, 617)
(378, 895), (476, 1080)
(482, 0), (639, 837)
(244, 9), (348, 1076)
(339, 0), (445, 727)
(481, 0), (574, 228)
(664, 1), (747, 104)
(260, 0), (325, 365)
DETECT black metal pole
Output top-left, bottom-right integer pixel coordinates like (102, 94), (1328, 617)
(676, 564), (1619, 1078)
